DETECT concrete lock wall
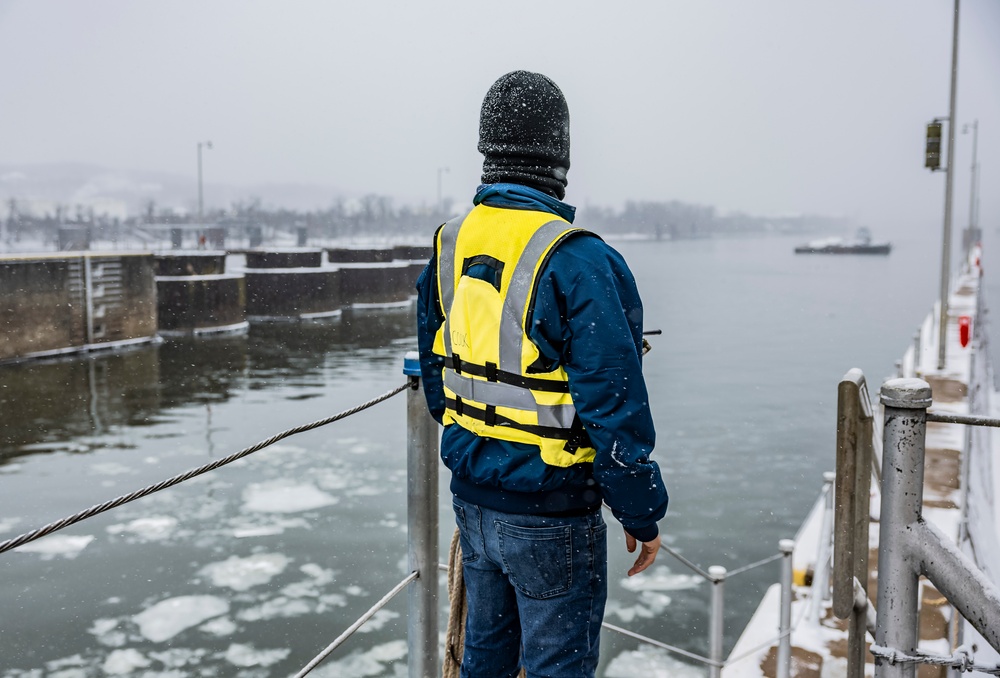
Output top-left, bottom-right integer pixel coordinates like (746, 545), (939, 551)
(326, 248), (395, 264)
(153, 252), (247, 334)
(245, 268), (343, 319)
(392, 245), (433, 261)
(339, 262), (415, 307)
(153, 252), (227, 277)
(0, 253), (157, 363)
(244, 249), (323, 269)
(156, 275), (246, 332)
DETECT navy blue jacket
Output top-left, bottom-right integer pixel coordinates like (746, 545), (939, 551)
(415, 186), (668, 542)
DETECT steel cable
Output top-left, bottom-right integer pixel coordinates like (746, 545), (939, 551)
(0, 380), (412, 556)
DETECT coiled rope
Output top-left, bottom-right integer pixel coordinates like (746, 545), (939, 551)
(0, 380), (412, 556)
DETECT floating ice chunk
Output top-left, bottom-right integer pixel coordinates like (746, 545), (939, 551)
(133, 595), (229, 642)
(236, 596), (311, 622)
(199, 553), (290, 591)
(224, 643), (291, 667)
(90, 462), (135, 476)
(149, 647), (210, 668)
(604, 591), (672, 623)
(605, 645), (703, 678)
(102, 648), (151, 675)
(242, 480), (338, 513)
(301, 563), (336, 585)
(200, 616), (237, 636)
(106, 516), (178, 541)
(316, 593), (348, 612)
(0, 517), (20, 534)
(309, 640), (407, 678)
(619, 565), (702, 592)
(356, 608), (399, 633)
(88, 617), (127, 647)
(281, 562), (336, 598)
(14, 534), (94, 559)
(46, 654), (87, 671)
(230, 516), (309, 538)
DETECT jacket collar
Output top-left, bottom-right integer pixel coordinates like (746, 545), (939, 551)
(473, 183), (576, 224)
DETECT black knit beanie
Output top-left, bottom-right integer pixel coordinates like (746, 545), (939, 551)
(479, 71), (571, 200)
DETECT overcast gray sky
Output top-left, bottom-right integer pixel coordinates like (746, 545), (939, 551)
(0, 0), (997, 237)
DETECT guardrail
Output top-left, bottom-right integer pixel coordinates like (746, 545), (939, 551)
(833, 372), (1000, 678)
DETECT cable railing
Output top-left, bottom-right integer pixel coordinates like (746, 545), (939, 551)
(2, 352), (809, 677)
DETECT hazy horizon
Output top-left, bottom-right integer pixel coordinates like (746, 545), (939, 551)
(1, 1), (998, 240)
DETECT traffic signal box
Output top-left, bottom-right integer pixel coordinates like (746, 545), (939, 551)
(926, 121), (943, 170)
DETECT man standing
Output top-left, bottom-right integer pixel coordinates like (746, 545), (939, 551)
(416, 70), (668, 678)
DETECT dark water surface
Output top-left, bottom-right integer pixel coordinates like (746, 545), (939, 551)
(0, 233), (944, 676)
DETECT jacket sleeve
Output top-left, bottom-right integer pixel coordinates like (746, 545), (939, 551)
(529, 235), (668, 542)
(415, 254), (446, 423)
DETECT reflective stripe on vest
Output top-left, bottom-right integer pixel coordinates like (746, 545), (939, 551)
(433, 205), (596, 468)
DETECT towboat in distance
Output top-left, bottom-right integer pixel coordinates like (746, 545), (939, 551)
(794, 227), (891, 255)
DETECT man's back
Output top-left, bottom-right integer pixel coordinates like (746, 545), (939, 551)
(416, 70), (668, 678)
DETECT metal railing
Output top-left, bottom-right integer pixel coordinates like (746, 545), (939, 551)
(833, 372), (1000, 678)
(600, 538), (796, 678)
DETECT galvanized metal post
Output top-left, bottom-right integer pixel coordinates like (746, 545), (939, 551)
(912, 332), (921, 377)
(875, 379), (931, 678)
(404, 352), (439, 678)
(708, 565), (726, 678)
(810, 471), (836, 623)
(776, 539), (795, 678)
(936, 0), (961, 371)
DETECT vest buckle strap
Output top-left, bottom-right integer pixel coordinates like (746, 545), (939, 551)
(454, 396), (464, 416)
(484, 361), (498, 382)
(485, 404), (497, 426)
(452, 354), (462, 375)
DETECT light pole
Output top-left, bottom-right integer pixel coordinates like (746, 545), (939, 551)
(936, 0), (960, 371)
(198, 140), (213, 228)
(962, 120), (979, 259)
(437, 167), (449, 213)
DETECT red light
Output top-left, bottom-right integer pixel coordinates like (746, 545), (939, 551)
(959, 316), (971, 348)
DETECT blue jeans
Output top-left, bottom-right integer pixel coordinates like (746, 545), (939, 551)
(452, 496), (608, 678)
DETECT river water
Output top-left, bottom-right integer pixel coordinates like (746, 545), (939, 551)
(0, 232), (947, 676)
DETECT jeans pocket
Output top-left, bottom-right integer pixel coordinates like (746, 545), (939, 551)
(496, 521), (572, 599)
(453, 503), (478, 564)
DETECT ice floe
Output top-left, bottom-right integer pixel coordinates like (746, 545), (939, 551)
(199, 616), (238, 636)
(0, 517), (20, 534)
(235, 596), (311, 622)
(604, 591), (673, 622)
(619, 565), (702, 592)
(229, 515), (310, 538)
(224, 643), (290, 667)
(90, 462), (135, 477)
(242, 480), (337, 513)
(605, 645), (706, 678)
(106, 516), (178, 541)
(133, 595), (229, 642)
(102, 648), (150, 675)
(88, 618), (127, 647)
(199, 552), (290, 591)
(356, 608), (399, 633)
(310, 639), (408, 677)
(14, 534), (94, 559)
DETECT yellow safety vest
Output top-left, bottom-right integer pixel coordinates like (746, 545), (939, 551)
(433, 204), (596, 468)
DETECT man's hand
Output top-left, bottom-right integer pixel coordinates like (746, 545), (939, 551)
(625, 529), (661, 577)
